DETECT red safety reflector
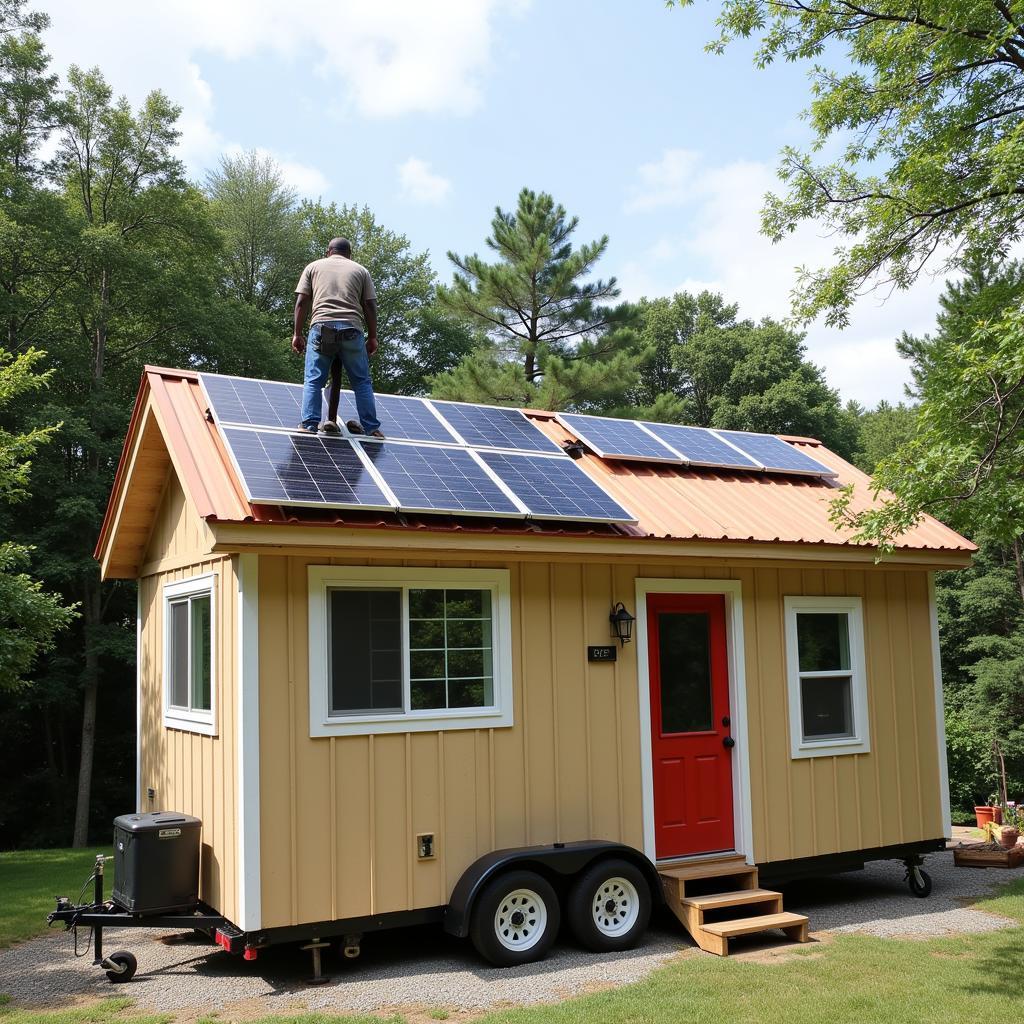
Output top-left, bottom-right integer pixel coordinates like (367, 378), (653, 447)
(243, 947), (258, 961)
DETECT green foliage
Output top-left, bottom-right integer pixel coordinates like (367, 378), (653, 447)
(301, 201), (479, 396)
(848, 401), (917, 474)
(673, 1), (1024, 326)
(435, 187), (641, 409)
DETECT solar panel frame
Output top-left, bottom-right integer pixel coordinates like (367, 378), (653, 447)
(200, 372), (318, 431)
(334, 390), (463, 445)
(556, 413), (682, 463)
(476, 450), (638, 524)
(428, 398), (564, 454)
(639, 421), (763, 470)
(714, 429), (838, 478)
(220, 426), (397, 510)
(355, 438), (529, 519)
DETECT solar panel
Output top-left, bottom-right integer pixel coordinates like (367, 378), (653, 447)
(221, 427), (393, 509)
(716, 430), (837, 477)
(431, 400), (563, 453)
(335, 391), (460, 444)
(557, 414), (681, 462)
(477, 451), (636, 523)
(641, 422), (761, 470)
(358, 440), (525, 517)
(201, 374), (315, 430)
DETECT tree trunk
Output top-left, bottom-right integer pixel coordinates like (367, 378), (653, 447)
(1013, 537), (1024, 605)
(72, 579), (101, 847)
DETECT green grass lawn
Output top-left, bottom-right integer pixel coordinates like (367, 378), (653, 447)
(0, 848), (109, 950)
(1, 853), (1023, 1024)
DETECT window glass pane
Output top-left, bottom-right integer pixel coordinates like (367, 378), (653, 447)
(411, 679), (445, 710)
(410, 648), (445, 680)
(409, 618), (445, 648)
(448, 648), (487, 679)
(800, 675), (853, 739)
(169, 600), (189, 708)
(190, 595), (212, 712)
(447, 618), (489, 649)
(448, 678), (491, 708)
(658, 612), (713, 734)
(330, 589), (402, 715)
(409, 589), (444, 619)
(796, 612), (850, 672)
(446, 590), (489, 619)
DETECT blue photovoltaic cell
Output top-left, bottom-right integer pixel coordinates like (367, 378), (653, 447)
(222, 428), (392, 508)
(478, 452), (636, 523)
(641, 422), (760, 469)
(558, 414), (680, 462)
(433, 401), (562, 453)
(201, 374), (317, 430)
(359, 441), (522, 516)
(716, 430), (836, 476)
(336, 391), (458, 444)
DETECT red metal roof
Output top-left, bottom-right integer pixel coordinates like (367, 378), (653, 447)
(95, 367), (975, 565)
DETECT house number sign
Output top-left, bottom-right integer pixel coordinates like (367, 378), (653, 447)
(587, 645), (617, 662)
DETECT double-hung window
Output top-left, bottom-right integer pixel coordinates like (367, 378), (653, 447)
(308, 566), (513, 736)
(784, 596), (869, 758)
(163, 574), (216, 735)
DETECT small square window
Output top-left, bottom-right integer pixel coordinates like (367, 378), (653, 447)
(164, 575), (216, 735)
(785, 597), (868, 759)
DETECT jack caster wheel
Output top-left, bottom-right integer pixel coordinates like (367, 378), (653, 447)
(567, 858), (651, 952)
(104, 949), (137, 983)
(907, 865), (932, 898)
(470, 869), (560, 967)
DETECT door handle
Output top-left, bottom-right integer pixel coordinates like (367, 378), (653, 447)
(723, 736), (735, 749)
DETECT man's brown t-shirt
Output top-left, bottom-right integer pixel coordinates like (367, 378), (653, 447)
(295, 255), (377, 331)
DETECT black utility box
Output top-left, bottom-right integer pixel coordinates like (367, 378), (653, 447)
(112, 812), (202, 914)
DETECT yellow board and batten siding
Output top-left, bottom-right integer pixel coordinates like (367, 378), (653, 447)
(137, 474), (240, 924)
(255, 553), (943, 931)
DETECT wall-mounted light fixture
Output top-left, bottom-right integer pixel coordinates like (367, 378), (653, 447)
(609, 602), (635, 646)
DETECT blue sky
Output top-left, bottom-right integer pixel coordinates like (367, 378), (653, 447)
(42, 0), (950, 406)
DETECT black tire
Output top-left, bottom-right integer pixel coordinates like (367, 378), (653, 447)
(469, 870), (560, 967)
(908, 866), (932, 898)
(104, 949), (137, 983)
(566, 858), (652, 952)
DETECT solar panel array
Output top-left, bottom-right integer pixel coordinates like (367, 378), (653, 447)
(555, 412), (835, 478)
(199, 373), (637, 524)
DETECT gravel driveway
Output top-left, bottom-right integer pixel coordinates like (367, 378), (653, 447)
(0, 848), (1016, 1015)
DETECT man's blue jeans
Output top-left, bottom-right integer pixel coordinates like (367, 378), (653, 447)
(300, 320), (380, 434)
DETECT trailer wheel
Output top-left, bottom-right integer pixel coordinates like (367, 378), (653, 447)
(469, 870), (560, 967)
(907, 865), (932, 898)
(104, 950), (137, 983)
(566, 859), (651, 952)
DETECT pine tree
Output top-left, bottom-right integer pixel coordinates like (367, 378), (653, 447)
(434, 188), (640, 411)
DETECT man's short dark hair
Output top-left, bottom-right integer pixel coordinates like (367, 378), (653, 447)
(327, 237), (352, 257)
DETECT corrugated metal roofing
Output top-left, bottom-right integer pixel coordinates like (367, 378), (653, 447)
(96, 366), (976, 563)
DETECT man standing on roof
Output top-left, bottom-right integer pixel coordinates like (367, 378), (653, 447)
(292, 237), (383, 437)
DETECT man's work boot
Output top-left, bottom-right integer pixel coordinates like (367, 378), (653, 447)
(320, 421), (341, 436)
(345, 419), (364, 435)
(296, 423), (318, 434)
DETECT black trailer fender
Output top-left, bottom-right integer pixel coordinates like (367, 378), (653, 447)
(443, 840), (663, 937)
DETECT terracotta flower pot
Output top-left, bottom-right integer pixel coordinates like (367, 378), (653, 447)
(975, 805), (1002, 827)
(998, 827), (1020, 850)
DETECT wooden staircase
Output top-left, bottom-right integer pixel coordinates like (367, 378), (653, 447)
(659, 856), (810, 957)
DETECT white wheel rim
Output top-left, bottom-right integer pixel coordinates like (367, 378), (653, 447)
(592, 877), (640, 937)
(494, 888), (547, 951)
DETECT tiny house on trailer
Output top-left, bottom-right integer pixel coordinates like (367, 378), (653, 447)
(91, 366), (974, 975)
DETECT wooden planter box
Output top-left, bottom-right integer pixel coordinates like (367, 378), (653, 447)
(953, 845), (1024, 869)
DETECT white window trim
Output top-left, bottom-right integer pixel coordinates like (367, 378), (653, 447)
(784, 595), (869, 759)
(163, 572), (217, 736)
(308, 565), (514, 737)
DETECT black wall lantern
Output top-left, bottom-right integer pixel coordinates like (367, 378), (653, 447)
(609, 602), (635, 646)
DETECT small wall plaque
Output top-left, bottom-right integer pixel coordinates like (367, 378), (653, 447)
(588, 645), (617, 662)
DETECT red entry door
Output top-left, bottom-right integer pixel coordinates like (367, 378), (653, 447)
(647, 593), (734, 859)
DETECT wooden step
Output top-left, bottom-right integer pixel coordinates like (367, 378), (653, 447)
(681, 888), (781, 911)
(658, 858), (755, 882)
(702, 911), (809, 939)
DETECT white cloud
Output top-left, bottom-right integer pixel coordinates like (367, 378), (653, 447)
(398, 157), (452, 205)
(41, 1), (526, 172)
(619, 150), (951, 407)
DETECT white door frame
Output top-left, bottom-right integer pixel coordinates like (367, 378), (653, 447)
(634, 578), (754, 865)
